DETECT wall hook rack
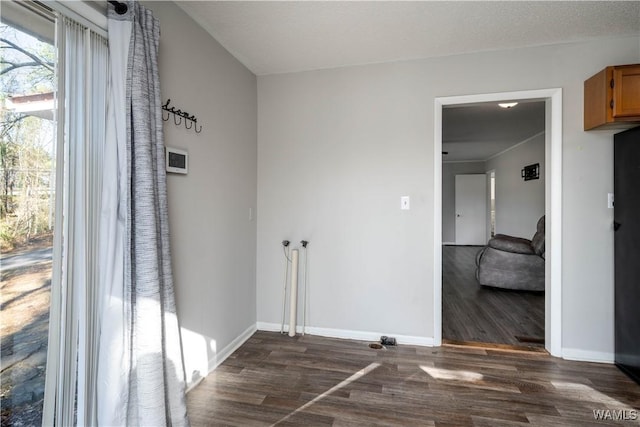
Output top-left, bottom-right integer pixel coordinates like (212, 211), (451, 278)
(162, 99), (202, 133)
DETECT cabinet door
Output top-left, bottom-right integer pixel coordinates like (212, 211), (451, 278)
(613, 66), (640, 118)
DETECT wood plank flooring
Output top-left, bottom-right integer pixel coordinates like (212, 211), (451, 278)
(442, 245), (545, 349)
(187, 331), (640, 426)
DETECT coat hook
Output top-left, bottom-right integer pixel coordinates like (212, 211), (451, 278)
(162, 99), (202, 133)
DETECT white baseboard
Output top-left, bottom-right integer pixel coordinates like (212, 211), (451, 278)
(562, 348), (614, 364)
(185, 323), (256, 393)
(209, 323), (257, 371)
(442, 241), (456, 246)
(256, 322), (433, 347)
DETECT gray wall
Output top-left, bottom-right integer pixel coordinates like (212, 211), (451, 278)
(486, 133), (546, 239)
(442, 162), (486, 243)
(146, 2), (257, 386)
(257, 36), (639, 358)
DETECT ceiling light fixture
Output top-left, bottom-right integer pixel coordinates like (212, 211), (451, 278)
(499, 102), (518, 109)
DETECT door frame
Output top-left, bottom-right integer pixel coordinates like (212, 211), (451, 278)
(433, 88), (563, 357)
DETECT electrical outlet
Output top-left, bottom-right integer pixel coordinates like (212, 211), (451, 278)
(401, 196), (410, 210)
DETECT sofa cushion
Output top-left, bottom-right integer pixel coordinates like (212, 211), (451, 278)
(488, 235), (535, 255)
(476, 246), (545, 291)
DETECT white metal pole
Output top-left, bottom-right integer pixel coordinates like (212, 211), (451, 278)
(280, 245), (289, 334)
(301, 242), (308, 335)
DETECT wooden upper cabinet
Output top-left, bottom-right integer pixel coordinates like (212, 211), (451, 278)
(584, 64), (640, 130)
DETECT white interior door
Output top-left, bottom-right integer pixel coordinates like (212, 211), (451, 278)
(455, 174), (487, 245)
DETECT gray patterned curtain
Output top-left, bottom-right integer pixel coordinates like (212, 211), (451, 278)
(99, 2), (189, 425)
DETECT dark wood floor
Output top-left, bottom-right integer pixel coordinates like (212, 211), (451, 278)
(442, 245), (545, 349)
(187, 331), (640, 426)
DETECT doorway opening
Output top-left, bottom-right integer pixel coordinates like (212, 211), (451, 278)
(433, 89), (563, 357)
(442, 100), (545, 350)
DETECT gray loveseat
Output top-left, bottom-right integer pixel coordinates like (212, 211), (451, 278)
(475, 216), (545, 291)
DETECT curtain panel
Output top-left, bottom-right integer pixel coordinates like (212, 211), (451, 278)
(98, 2), (189, 425)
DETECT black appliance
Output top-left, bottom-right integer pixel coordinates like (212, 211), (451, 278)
(614, 125), (640, 385)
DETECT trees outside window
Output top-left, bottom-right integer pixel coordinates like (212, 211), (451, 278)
(1, 22), (56, 250)
(1, 16), (56, 426)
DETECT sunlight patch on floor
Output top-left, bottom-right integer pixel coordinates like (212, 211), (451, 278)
(420, 365), (484, 382)
(272, 362), (382, 426)
(551, 381), (633, 410)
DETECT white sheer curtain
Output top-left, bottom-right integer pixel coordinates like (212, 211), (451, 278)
(96, 9), (131, 426)
(42, 15), (108, 427)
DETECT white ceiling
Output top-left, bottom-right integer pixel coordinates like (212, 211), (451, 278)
(442, 101), (545, 162)
(176, 1), (640, 76)
(175, 1), (638, 161)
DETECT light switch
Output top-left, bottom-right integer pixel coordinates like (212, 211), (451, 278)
(607, 193), (614, 209)
(401, 196), (410, 210)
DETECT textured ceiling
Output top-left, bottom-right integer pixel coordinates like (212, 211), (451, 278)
(175, 1), (637, 161)
(443, 101), (546, 162)
(177, 1), (640, 76)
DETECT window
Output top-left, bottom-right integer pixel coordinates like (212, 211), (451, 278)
(1, 3), (57, 425)
(2, 2), (109, 424)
